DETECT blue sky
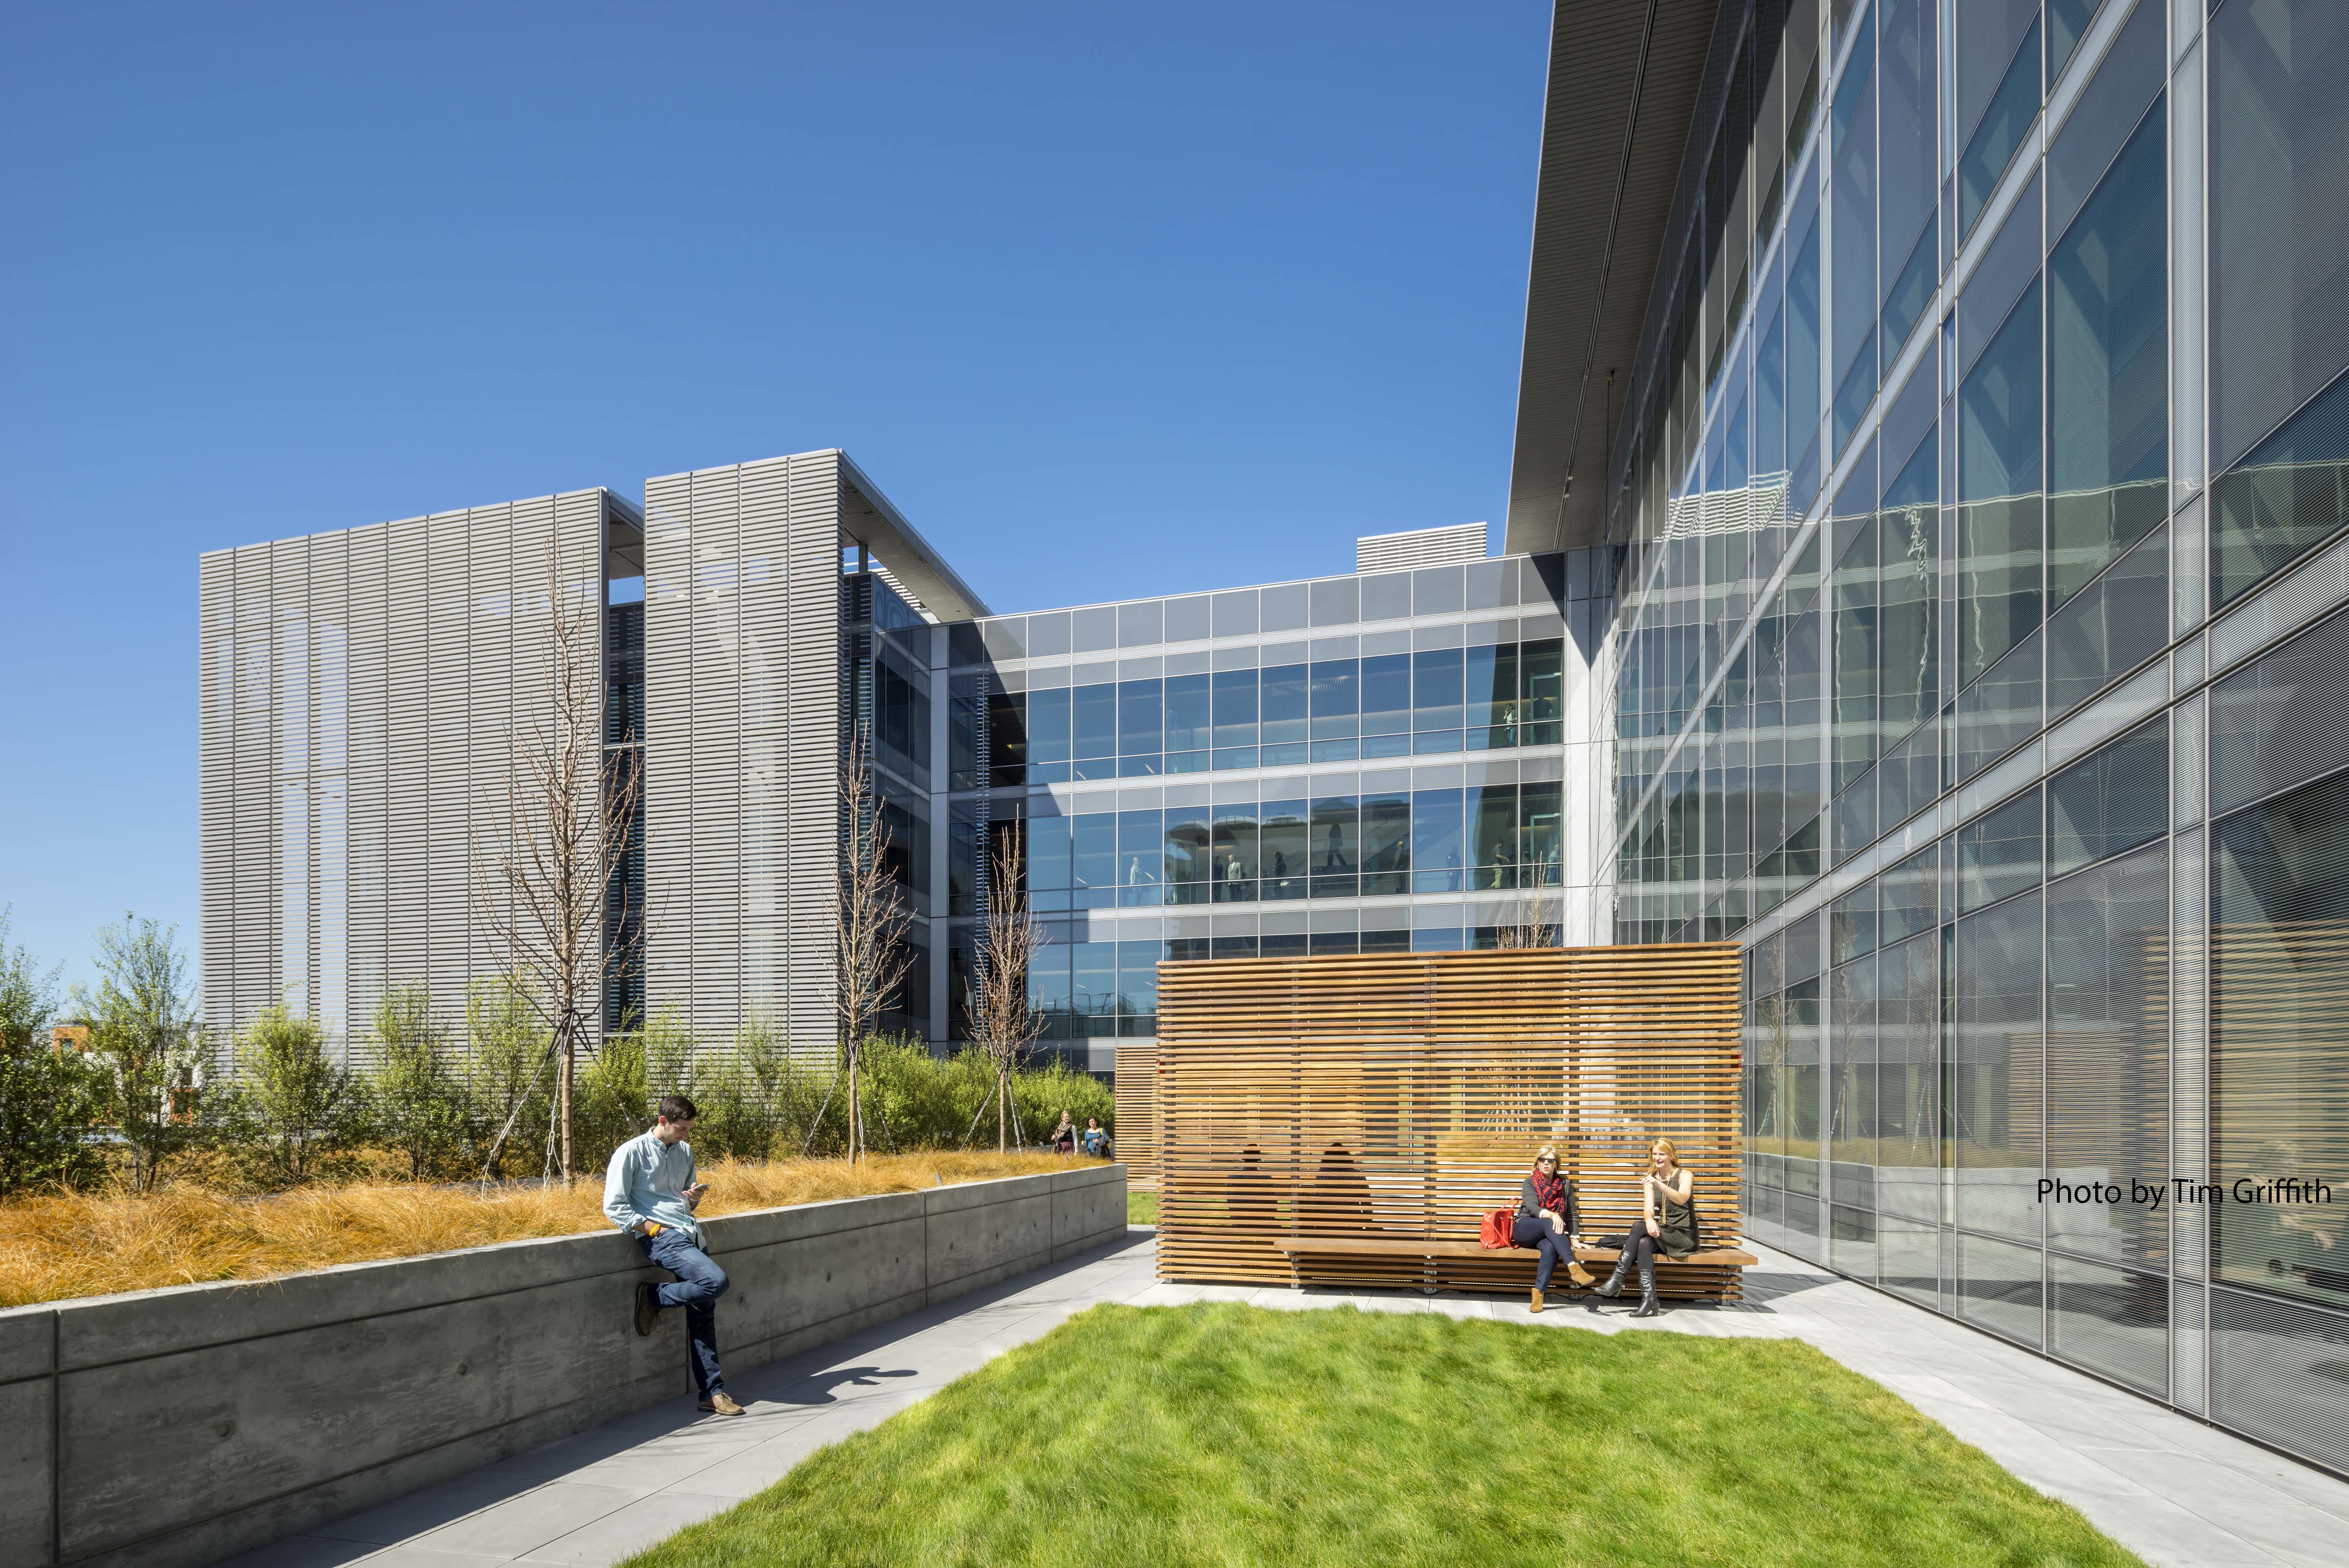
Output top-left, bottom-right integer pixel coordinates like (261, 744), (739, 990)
(0, 0), (1548, 991)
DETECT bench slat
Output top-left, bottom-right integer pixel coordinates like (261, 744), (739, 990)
(1270, 1237), (1757, 1268)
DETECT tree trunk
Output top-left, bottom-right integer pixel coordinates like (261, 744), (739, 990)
(847, 1043), (861, 1163)
(997, 1066), (1008, 1153)
(556, 1020), (575, 1186)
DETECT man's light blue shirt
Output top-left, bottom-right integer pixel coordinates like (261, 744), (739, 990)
(603, 1129), (702, 1244)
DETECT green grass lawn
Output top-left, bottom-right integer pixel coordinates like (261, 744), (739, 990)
(1127, 1188), (1156, 1225)
(622, 1303), (2142, 1568)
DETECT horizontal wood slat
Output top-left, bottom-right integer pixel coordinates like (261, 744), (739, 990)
(1154, 943), (1745, 1299)
(1113, 1043), (1158, 1190)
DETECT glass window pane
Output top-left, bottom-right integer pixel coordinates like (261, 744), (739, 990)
(2212, 366), (2349, 607)
(1211, 668), (1259, 750)
(1959, 277), (2045, 686)
(1072, 684), (1117, 772)
(1261, 798), (1308, 899)
(2048, 715), (2168, 874)
(1360, 572), (1411, 620)
(2049, 106), (2168, 609)
(1070, 942), (1117, 1030)
(1954, 890), (2045, 1241)
(1521, 780), (1563, 886)
(1164, 673), (1210, 756)
(1411, 788), (1465, 892)
(1414, 647), (1465, 731)
(2047, 0), (2164, 242)
(1261, 583), (1308, 633)
(1027, 688), (1071, 768)
(1309, 659), (1359, 739)
(1360, 653), (1412, 736)
(1361, 791), (1411, 895)
(1210, 590), (1258, 637)
(2046, 843), (2170, 1275)
(1789, 210), (1823, 467)
(1118, 940), (1161, 1022)
(2211, 0), (2349, 474)
(1072, 606), (1117, 653)
(1261, 663), (1308, 762)
(1117, 679), (1163, 758)
(1310, 796), (1359, 896)
(1414, 566), (1464, 614)
(1958, 17), (2043, 238)
(1959, 784), (2044, 910)
(1116, 810), (1163, 905)
(1072, 813), (1116, 906)
(1831, 6), (1878, 454)
(1470, 782), (1519, 889)
(1164, 594), (1210, 642)
(1310, 577), (1359, 627)
(2211, 765), (2349, 1316)
(1118, 600), (1163, 648)
(1212, 802), (1258, 901)
(1164, 802), (1210, 899)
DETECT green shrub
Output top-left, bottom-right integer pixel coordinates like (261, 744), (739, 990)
(366, 984), (472, 1182)
(0, 912), (107, 1196)
(464, 974), (552, 1177)
(227, 1006), (372, 1189)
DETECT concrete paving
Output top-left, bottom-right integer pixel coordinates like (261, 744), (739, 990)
(225, 1232), (2349, 1568)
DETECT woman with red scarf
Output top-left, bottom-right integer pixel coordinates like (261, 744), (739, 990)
(1513, 1145), (1590, 1312)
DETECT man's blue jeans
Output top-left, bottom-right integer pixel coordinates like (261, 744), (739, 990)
(640, 1229), (728, 1397)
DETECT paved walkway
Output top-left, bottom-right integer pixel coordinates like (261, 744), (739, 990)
(231, 1232), (2349, 1568)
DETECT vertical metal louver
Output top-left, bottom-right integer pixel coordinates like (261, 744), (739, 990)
(641, 451), (842, 1059)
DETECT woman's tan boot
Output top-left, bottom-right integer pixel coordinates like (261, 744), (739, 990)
(1529, 1287), (1544, 1314)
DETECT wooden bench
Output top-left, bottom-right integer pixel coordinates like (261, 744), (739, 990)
(1271, 1236), (1759, 1300)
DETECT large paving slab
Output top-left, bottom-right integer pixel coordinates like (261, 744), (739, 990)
(222, 1234), (2349, 1568)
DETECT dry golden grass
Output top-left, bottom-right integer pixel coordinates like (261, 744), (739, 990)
(0, 1152), (1080, 1308)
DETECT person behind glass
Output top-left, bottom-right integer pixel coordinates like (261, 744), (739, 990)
(1595, 1137), (1696, 1318)
(609, 1094), (742, 1416)
(1513, 1145), (1590, 1313)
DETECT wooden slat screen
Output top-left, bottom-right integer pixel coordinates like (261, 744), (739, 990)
(1154, 944), (1744, 1299)
(1113, 1042), (1159, 1190)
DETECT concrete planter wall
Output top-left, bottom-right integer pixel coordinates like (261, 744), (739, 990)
(0, 1162), (1127, 1568)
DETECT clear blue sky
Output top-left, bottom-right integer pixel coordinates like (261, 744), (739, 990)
(0, 0), (1549, 992)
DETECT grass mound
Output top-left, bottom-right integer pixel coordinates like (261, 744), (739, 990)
(0, 1152), (1076, 1306)
(623, 1302), (2142, 1568)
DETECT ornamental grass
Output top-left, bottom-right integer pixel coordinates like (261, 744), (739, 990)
(0, 1151), (1075, 1308)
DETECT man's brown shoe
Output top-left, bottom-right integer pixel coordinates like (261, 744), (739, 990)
(634, 1283), (658, 1338)
(1529, 1288), (1544, 1314)
(698, 1392), (745, 1416)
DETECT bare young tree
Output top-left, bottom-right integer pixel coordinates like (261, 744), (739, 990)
(474, 540), (643, 1185)
(1494, 888), (1561, 950)
(832, 731), (914, 1162)
(966, 827), (1044, 1152)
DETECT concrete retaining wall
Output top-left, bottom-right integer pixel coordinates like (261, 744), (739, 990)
(0, 1162), (1127, 1568)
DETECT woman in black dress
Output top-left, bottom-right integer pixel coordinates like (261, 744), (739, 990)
(1595, 1137), (1698, 1318)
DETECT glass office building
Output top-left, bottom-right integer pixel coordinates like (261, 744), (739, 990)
(925, 540), (1618, 1058)
(1514, 0), (2349, 1474)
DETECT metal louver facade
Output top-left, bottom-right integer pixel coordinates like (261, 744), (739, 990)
(198, 490), (617, 1059)
(640, 451), (846, 1052)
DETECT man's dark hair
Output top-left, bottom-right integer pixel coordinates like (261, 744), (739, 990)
(658, 1094), (699, 1125)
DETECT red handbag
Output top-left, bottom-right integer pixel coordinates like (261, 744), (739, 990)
(1478, 1207), (1516, 1249)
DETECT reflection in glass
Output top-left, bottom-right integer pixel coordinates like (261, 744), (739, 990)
(1959, 279), (2045, 685)
(2212, 765), (2349, 1315)
(1260, 799), (1308, 900)
(2048, 106), (2167, 609)
(1954, 890), (2045, 1242)
(1211, 803), (1257, 902)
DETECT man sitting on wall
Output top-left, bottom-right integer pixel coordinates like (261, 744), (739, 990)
(606, 1094), (744, 1416)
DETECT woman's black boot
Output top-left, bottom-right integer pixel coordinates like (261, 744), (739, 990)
(1595, 1246), (1635, 1299)
(1629, 1253), (1660, 1317)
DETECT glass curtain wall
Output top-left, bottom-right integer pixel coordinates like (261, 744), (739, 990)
(1600, 0), (2349, 1476)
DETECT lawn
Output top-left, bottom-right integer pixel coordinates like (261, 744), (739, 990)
(1127, 1188), (1156, 1225)
(621, 1303), (2143, 1568)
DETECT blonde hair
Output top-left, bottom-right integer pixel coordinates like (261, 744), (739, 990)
(1534, 1144), (1559, 1165)
(1649, 1138), (1681, 1170)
